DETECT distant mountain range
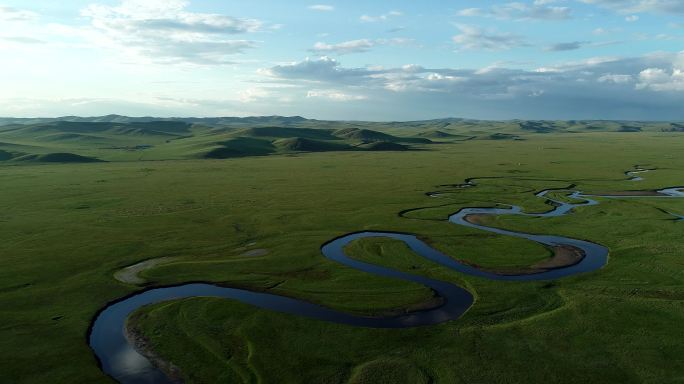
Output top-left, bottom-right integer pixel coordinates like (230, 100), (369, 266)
(2, 114), (682, 130)
(0, 114), (313, 127)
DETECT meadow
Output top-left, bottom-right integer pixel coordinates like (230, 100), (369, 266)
(1, 118), (684, 383)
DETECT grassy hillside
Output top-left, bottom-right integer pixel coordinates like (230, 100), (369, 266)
(2, 116), (684, 164)
(13, 152), (103, 163)
(0, 119), (444, 162)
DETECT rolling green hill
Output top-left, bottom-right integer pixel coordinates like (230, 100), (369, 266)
(273, 137), (351, 152)
(231, 126), (338, 140)
(194, 137), (277, 159)
(1, 116), (683, 164)
(356, 141), (409, 151)
(0, 149), (13, 160)
(0, 118), (439, 162)
(12, 152), (104, 163)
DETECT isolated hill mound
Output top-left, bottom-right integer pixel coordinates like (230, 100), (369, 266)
(195, 137), (276, 159)
(232, 127), (337, 140)
(334, 128), (396, 142)
(483, 133), (523, 141)
(14, 152), (103, 163)
(662, 123), (684, 132)
(417, 130), (456, 138)
(0, 149), (14, 161)
(618, 125), (642, 132)
(107, 121), (191, 137)
(334, 128), (432, 144)
(518, 121), (559, 133)
(273, 137), (349, 152)
(357, 142), (409, 151)
(416, 130), (472, 140)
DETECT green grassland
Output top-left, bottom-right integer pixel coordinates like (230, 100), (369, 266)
(1, 117), (684, 383)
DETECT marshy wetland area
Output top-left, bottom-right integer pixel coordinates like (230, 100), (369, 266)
(2, 118), (684, 383)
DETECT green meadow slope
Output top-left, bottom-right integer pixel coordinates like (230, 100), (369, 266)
(0, 118), (684, 383)
(1, 116), (682, 163)
(0, 119), (432, 162)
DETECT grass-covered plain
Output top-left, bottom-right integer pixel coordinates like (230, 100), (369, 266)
(1, 120), (684, 383)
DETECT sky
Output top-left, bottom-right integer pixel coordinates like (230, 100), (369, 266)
(1, 0), (683, 120)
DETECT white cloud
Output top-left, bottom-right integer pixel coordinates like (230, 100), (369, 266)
(0, 96), (274, 118)
(262, 56), (377, 84)
(306, 89), (367, 101)
(239, 87), (270, 103)
(593, 27), (622, 35)
(580, 0), (684, 15)
(311, 39), (374, 55)
(598, 74), (634, 83)
(261, 52), (684, 111)
(637, 67), (684, 91)
(0, 5), (38, 21)
(80, 0), (262, 64)
(310, 38), (415, 55)
(625, 15), (640, 22)
(308, 5), (334, 12)
(453, 25), (528, 50)
(458, 8), (484, 17)
(360, 11), (402, 22)
(458, 2), (572, 20)
(6, 51), (684, 120)
(0, 36), (45, 44)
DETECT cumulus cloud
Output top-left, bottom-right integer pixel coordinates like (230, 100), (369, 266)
(308, 5), (334, 12)
(257, 52), (684, 119)
(263, 57), (528, 96)
(80, 0), (262, 64)
(360, 11), (402, 22)
(7, 51), (684, 120)
(637, 67), (684, 91)
(458, 2), (572, 20)
(453, 25), (528, 50)
(262, 56), (376, 84)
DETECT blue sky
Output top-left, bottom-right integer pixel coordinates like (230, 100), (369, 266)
(1, 0), (683, 120)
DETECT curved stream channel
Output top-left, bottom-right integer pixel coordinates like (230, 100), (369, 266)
(625, 166), (653, 182)
(89, 180), (684, 384)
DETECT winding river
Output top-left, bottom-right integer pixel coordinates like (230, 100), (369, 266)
(89, 176), (684, 384)
(625, 165), (653, 181)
